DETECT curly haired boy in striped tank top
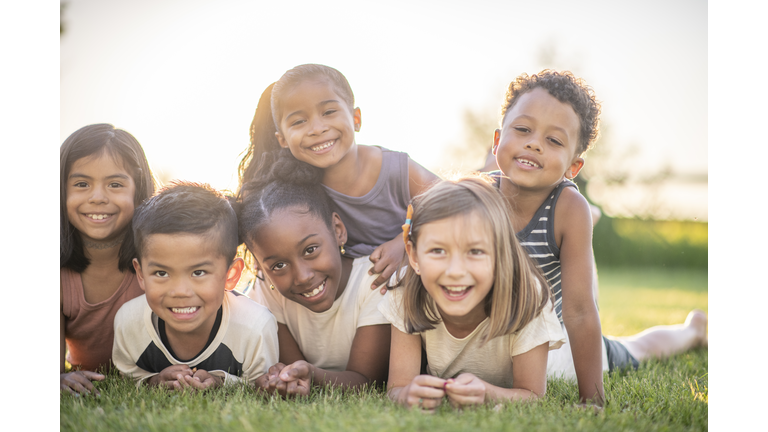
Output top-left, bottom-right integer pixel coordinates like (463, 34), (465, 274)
(491, 70), (707, 407)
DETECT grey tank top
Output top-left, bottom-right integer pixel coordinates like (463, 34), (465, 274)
(493, 172), (577, 323)
(322, 147), (410, 258)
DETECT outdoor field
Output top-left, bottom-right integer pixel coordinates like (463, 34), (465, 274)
(60, 266), (708, 432)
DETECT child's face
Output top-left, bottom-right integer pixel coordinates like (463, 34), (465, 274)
(133, 233), (243, 340)
(66, 152), (136, 244)
(248, 208), (348, 313)
(493, 87), (584, 192)
(406, 212), (494, 324)
(275, 79), (361, 170)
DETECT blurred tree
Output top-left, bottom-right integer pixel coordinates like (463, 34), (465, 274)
(61, 2), (67, 35)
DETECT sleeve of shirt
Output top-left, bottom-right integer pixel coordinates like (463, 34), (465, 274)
(242, 304), (280, 386)
(356, 271), (391, 328)
(377, 289), (409, 333)
(112, 296), (157, 386)
(216, 293), (280, 387)
(509, 298), (566, 358)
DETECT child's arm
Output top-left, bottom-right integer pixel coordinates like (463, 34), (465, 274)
(368, 160), (439, 293)
(269, 324), (391, 397)
(387, 326), (447, 409)
(556, 188), (605, 405)
(444, 342), (548, 406)
(60, 284), (104, 395)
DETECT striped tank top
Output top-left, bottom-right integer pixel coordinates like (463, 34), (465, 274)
(493, 174), (576, 323)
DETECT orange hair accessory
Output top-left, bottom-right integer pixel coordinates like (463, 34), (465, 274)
(401, 204), (414, 245)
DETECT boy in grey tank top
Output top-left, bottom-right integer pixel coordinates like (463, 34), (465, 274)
(491, 70), (707, 407)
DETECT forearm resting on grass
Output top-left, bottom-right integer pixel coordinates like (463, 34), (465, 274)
(563, 308), (605, 405)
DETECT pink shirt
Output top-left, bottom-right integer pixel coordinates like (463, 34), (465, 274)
(61, 267), (143, 372)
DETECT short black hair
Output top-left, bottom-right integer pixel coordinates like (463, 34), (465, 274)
(133, 182), (239, 263)
(501, 70), (601, 155)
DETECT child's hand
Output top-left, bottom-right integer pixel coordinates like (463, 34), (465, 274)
(260, 362), (287, 394)
(179, 369), (222, 391)
(60, 371), (104, 396)
(369, 237), (406, 294)
(400, 375), (447, 411)
(444, 374), (487, 407)
(266, 361), (312, 397)
(148, 364), (195, 390)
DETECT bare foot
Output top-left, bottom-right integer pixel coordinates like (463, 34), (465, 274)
(685, 309), (708, 348)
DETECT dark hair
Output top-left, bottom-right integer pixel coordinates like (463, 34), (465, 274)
(60, 124), (156, 273)
(401, 175), (550, 342)
(271, 64), (355, 132)
(237, 149), (333, 253)
(133, 182), (239, 264)
(237, 83), (281, 198)
(501, 70), (601, 155)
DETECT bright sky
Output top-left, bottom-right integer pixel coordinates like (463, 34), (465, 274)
(60, 0), (707, 212)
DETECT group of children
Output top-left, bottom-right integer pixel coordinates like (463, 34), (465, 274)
(60, 64), (707, 408)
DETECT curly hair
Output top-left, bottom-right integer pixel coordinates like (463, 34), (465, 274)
(501, 70), (601, 155)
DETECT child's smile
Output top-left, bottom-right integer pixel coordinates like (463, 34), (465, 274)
(408, 212), (495, 332)
(494, 87), (584, 192)
(248, 208), (352, 313)
(134, 233), (240, 343)
(66, 152), (136, 245)
(275, 79), (361, 170)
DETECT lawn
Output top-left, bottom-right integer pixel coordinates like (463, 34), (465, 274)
(61, 266), (708, 432)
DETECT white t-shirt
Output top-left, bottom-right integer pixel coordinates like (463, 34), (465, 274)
(113, 291), (279, 386)
(249, 257), (390, 372)
(379, 286), (565, 389)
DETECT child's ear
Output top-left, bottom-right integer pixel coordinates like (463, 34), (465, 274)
(224, 258), (245, 291)
(492, 129), (501, 155)
(353, 107), (361, 132)
(566, 157), (585, 180)
(275, 131), (288, 149)
(132, 258), (146, 291)
(331, 212), (348, 247)
(405, 241), (420, 275)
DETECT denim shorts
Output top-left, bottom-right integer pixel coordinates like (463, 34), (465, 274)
(603, 336), (639, 371)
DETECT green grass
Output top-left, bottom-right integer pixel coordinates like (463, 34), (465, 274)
(596, 267), (708, 336)
(61, 266), (708, 432)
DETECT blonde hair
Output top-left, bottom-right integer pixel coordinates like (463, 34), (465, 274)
(401, 174), (550, 342)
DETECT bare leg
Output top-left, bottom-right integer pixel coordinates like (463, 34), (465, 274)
(615, 310), (707, 362)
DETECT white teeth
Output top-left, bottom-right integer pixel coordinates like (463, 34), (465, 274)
(171, 307), (199, 314)
(301, 280), (326, 298)
(86, 214), (110, 220)
(517, 158), (540, 168)
(443, 286), (470, 295)
(311, 140), (335, 151)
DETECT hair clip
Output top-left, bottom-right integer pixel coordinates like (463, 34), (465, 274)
(401, 204), (413, 246)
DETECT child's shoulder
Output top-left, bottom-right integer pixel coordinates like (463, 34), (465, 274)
(552, 182), (593, 239)
(114, 294), (148, 336)
(226, 290), (276, 325)
(348, 256), (381, 297)
(117, 293), (148, 317)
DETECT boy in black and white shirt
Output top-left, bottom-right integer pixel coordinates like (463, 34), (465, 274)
(113, 183), (278, 389)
